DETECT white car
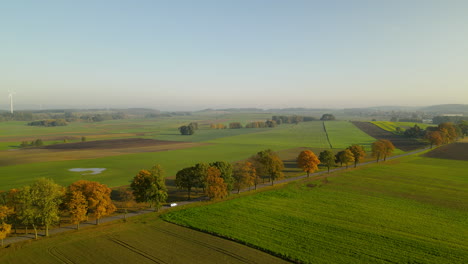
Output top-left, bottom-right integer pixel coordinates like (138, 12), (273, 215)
(169, 203), (178, 207)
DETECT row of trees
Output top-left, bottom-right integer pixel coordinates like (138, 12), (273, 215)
(296, 144), (371, 178)
(27, 119), (67, 127)
(0, 179), (116, 245)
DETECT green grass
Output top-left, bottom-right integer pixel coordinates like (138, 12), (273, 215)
(324, 121), (376, 150)
(0, 216), (286, 264)
(372, 121), (436, 133)
(0, 120), (392, 191)
(162, 156), (468, 263)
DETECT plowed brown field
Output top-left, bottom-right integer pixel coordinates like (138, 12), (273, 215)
(423, 142), (468, 161)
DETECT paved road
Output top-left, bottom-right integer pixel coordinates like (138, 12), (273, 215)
(3, 146), (431, 246)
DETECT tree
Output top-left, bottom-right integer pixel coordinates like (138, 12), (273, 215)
(251, 149), (284, 185)
(347, 145), (366, 168)
(29, 178), (64, 237)
(438, 122), (458, 143)
(335, 149), (354, 168)
(65, 191), (87, 229)
(380, 139), (395, 161)
(319, 150), (335, 173)
(178, 125), (195, 135)
(371, 140), (385, 162)
(0, 222), (11, 247)
(69, 180), (116, 225)
(296, 150), (320, 177)
(209, 161), (234, 192)
(320, 114), (336, 121)
(229, 122), (243, 129)
(233, 161), (257, 193)
(130, 165), (168, 211)
(205, 167), (228, 200)
(0, 206), (13, 246)
(425, 131), (443, 148)
(193, 163), (210, 192)
(175, 167), (197, 200)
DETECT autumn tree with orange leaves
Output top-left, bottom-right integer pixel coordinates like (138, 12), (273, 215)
(0, 205), (13, 247)
(65, 191), (88, 229)
(296, 150), (320, 177)
(347, 144), (366, 168)
(205, 167), (228, 200)
(233, 161), (257, 193)
(69, 180), (116, 225)
(425, 130), (443, 148)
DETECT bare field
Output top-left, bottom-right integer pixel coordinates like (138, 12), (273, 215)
(423, 142), (468, 161)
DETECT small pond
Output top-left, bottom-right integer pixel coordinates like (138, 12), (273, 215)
(69, 168), (106, 175)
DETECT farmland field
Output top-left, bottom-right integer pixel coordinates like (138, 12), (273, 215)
(372, 121), (435, 133)
(352, 121), (428, 151)
(0, 216), (286, 264)
(162, 155), (468, 263)
(0, 118), (374, 191)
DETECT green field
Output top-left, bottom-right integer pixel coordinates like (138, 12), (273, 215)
(0, 215), (286, 264)
(372, 121), (435, 133)
(0, 119), (375, 191)
(162, 155), (468, 263)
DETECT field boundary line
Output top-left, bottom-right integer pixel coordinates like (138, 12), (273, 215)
(322, 121), (333, 148)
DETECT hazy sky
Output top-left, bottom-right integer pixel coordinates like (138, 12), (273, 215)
(2, 0), (467, 110)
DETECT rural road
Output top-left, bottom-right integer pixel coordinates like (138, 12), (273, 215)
(3, 146), (431, 246)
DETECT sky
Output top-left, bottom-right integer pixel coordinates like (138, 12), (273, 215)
(1, 0), (468, 111)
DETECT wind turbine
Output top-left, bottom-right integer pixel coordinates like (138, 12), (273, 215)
(8, 90), (15, 114)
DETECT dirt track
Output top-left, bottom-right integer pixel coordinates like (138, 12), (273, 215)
(423, 142), (468, 161)
(41, 138), (182, 150)
(352, 121), (428, 151)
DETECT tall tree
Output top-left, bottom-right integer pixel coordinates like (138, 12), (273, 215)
(29, 178), (64, 237)
(425, 130), (443, 148)
(381, 139), (395, 161)
(371, 140), (385, 162)
(347, 145), (366, 168)
(175, 167), (196, 200)
(131, 164), (168, 211)
(69, 180), (116, 225)
(205, 167), (228, 200)
(233, 161), (257, 193)
(0, 206), (13, 245)
(210, 161), (234, 192)
(336, 149), (355, 168)
(296, 150), (320, 177)
(438, 122), (458, 143)
(252, 149), (284, 185)
(319, 150), (335, 173)
(65, 191), (87, 229)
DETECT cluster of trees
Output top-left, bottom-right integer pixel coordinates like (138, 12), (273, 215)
(432, 115), (467, 125)
(0, 179), (116, 243)
(175, 161), (233, 200)
(229, 122), (243, 129)
(130, 165), (167, 211)
(320, 114), (336, 121)
(425, 122), (462, 148)
(27, 119), (67, 127)
(402, 122), (464, 145)
(178, 122), (198, 135)
(20, 139), (44, 148)
(272, 115), (320, 124)
(371, 139), (395, 162)
(210, 123), (226, 129)
(296, 144), (372, 177)
(0, 112), (34, 121)
(245, 120), (277, 128)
